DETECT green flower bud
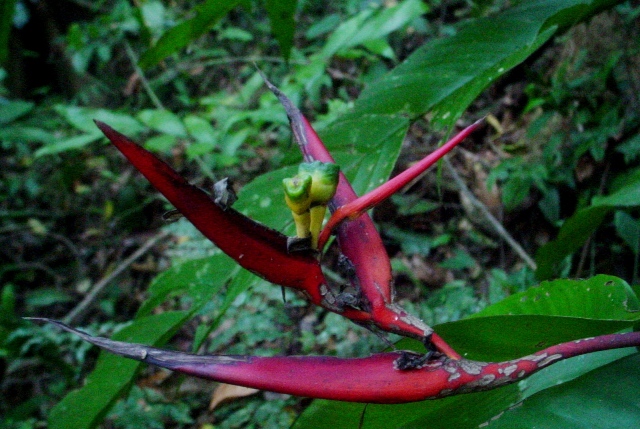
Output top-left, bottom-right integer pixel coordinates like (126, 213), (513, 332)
(283, 173), (312, 239)
(283, 173), (312, 215)
(298, 161), (340, 206)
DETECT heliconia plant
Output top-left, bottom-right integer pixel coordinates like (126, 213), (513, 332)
(33, 76), (640, 404)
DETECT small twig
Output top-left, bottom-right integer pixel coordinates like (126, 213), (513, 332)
(63, 230), (171, 325)
(123, 41), (165, 110)
(575, 235), (592, 278)
(444, 157), (537, 270)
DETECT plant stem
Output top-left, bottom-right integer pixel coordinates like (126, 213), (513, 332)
(444, 158), (537, 270)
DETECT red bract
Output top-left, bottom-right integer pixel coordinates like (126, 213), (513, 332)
(95, 121), (329, 306)
(34, 318), (640, 404)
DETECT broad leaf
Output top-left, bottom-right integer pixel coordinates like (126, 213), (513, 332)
(487, 353), (640, 429)
(351, 0), (620, 130)
(320, 114), (410, 196)
(137, 109), (188, 137)
(472, 275), (639, 321)
(437, 315), (635, 362)
(136, 254), (237, 318)
(0, 99), (33, 125)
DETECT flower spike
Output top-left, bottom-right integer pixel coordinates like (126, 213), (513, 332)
(261, 74), (459, 357)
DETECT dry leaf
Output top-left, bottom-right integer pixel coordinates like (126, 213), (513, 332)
(209, 383), (259, 411)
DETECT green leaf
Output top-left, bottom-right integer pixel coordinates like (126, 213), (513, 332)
(25, 288), (74, 308)
(472, 275), (639, 321)
(0, 126), (54, 143)
(143, 134), (176, 152)
(535, 205), (610, 280)
(536, 171), (640, 279)
(486, 354), (640, 429)
(321, 0), (427, 59)
(0, 99), (34, 125)
(34, 133), (103, 157)
(438, 315), (635, 362)
(614, 211), (640, 254)
(391, 194), (440, 216)
(138, 0), (241, 69)
(382, 225), (434, 256)
(136, 254), (237, 318)
(592, 175), (640, 207)
(265, 0), (297, 60)
(439, 249), (476, 270)
(184, 114), (218, 145)
(320, 114), (410, 195)
(137, 109), (187, 137)
(615, 133), (640, 164)
(54, 105), (146, 135)
(351, 0), (619, 129)
(48, 311), (191, 429)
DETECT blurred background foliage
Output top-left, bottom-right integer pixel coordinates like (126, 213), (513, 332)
(1, 0), (640, 428)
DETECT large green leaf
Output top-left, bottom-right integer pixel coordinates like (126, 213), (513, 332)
(438, 315), (634, 362)
(487, 354), (640, 429)
(136, 254), (237, 318)
(48, 311), (191, 429)
(438, 276), (640, 362)
(351, 0), (620, 128)
(472, 275), (640, 321)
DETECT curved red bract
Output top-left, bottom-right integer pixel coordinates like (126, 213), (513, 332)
(38, 319), (640, 404)
(95, 121), (327, 304)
